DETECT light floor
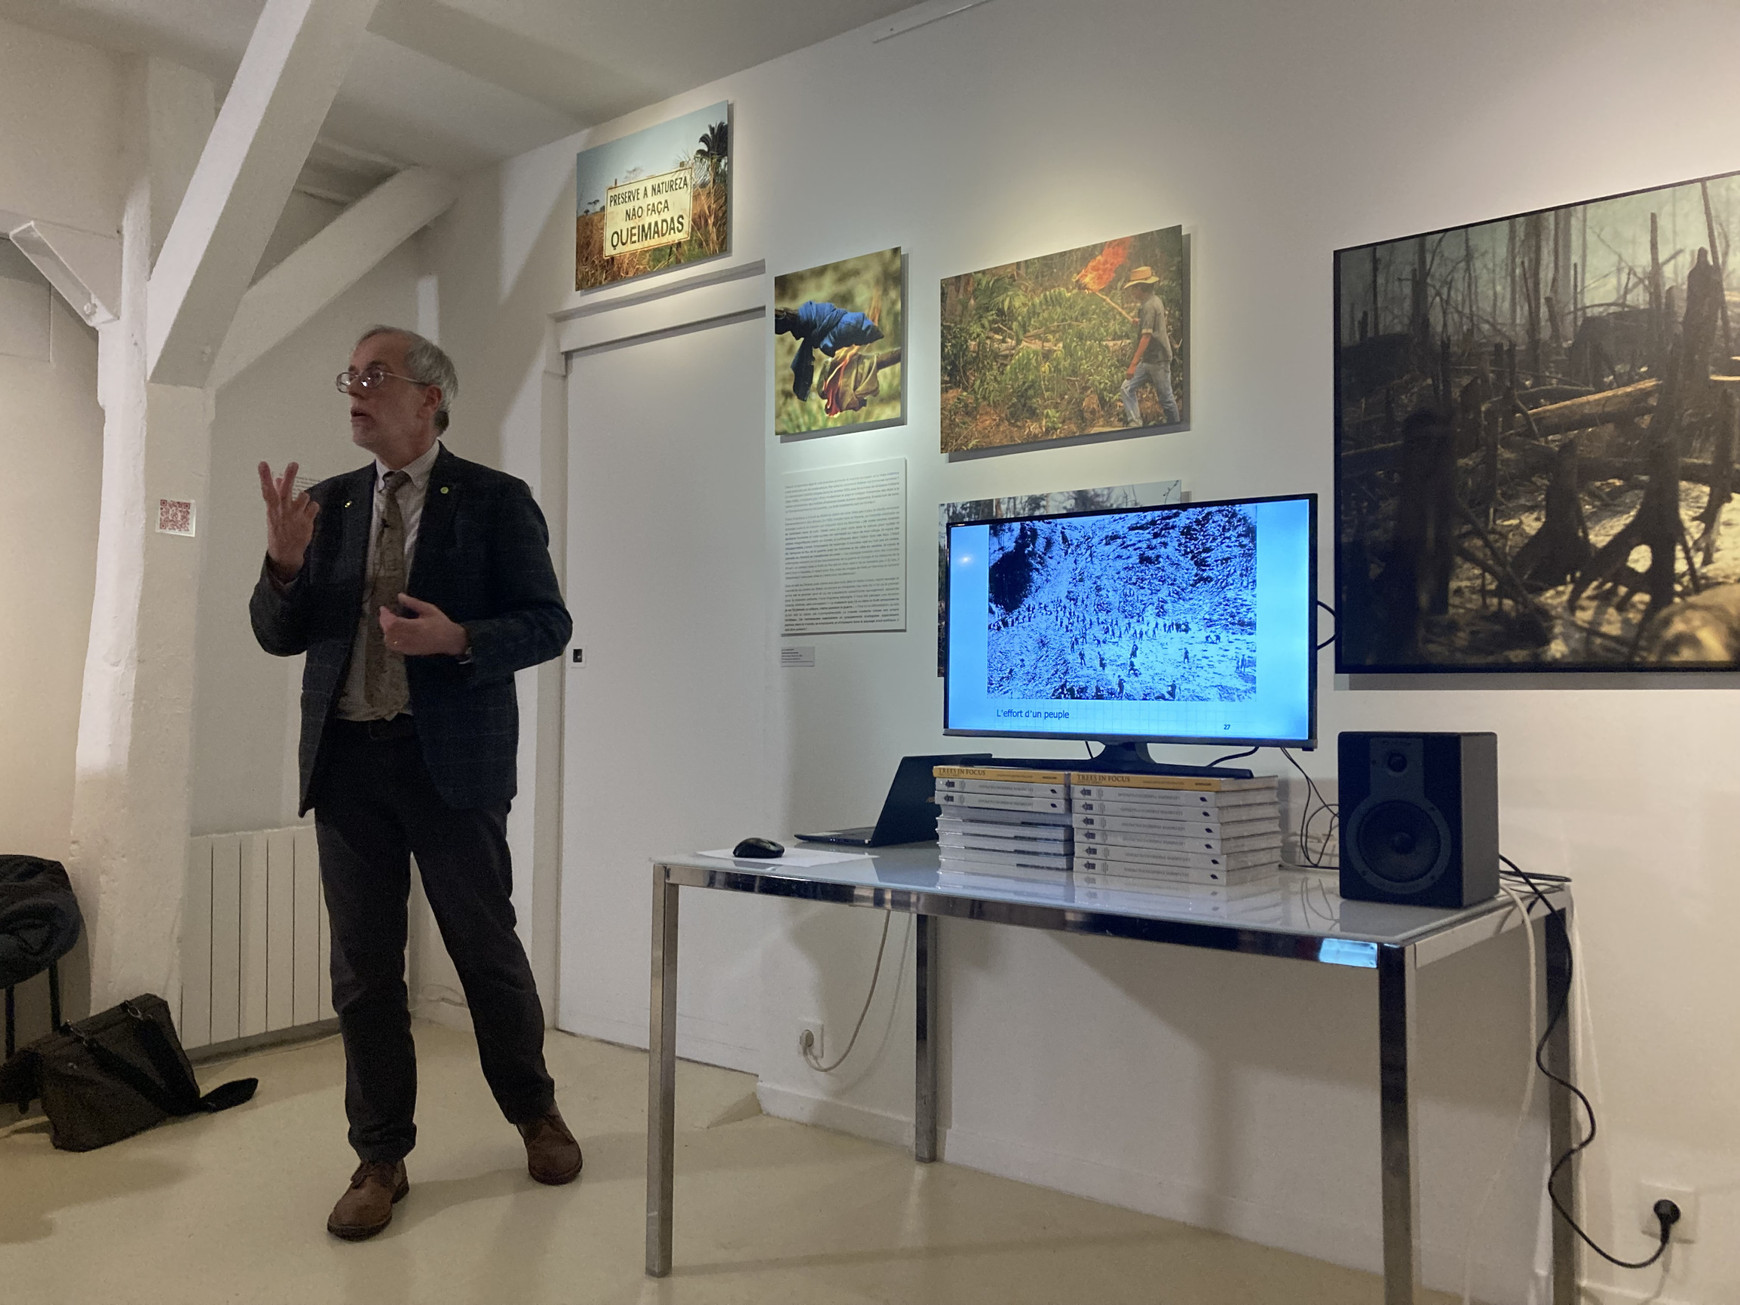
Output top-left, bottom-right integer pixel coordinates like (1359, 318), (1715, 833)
(0, 1022), (1453, 1305)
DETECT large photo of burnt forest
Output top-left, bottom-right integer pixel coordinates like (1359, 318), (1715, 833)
(1336, 170), (1740, 671)
(985, 505), (1257, 702)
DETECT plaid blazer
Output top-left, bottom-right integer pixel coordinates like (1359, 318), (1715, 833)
(250, 446), (571, 813)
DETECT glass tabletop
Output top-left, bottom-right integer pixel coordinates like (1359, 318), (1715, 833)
(653, 841), (1562, 964)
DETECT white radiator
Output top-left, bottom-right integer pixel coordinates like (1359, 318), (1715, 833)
(181, 826), (334, 1050)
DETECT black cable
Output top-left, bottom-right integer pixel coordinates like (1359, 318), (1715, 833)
(1501, 854), (1675, 1271)
(1315, 599), (1337, 651)
(1303, 805), (1339, 868)
(1278, 747), (1337, 868)
(1499, 856), (1559, 916)
(1206, 745), (1258, 768)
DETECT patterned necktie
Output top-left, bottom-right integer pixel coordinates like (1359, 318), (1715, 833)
(363, 469), (411, 718)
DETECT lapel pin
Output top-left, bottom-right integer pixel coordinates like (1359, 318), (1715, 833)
(344, 500), (353, 508)
(440, 486), (451, 494)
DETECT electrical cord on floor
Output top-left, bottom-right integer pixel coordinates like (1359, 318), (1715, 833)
(1498, 855), (1680, 1271)
(802, 909), (895, 1073)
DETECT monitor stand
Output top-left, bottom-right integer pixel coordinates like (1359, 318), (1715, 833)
(1073, 741), (1255, 779)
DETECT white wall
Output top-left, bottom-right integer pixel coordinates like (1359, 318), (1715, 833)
(0, 15), (121, 235)
(437, 1), (1740, 1300)
(0, 239), (104, 1051)
(0, 17), (122, 875)
(0, 243), (102, 863)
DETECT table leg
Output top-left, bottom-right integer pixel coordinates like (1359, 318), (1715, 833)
(915, 912), (938, 1163)
(1377, 943), (1421, 1305)
(646, 868), (680, 1277)
(1544, 906), (1577, 1305)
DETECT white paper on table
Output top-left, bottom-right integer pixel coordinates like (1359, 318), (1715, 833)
(698, 848), (872, 867)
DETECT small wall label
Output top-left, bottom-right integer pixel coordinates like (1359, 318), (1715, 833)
(157, 499), (196, 536)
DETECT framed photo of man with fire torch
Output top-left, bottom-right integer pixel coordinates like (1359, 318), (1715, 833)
(940, 225), (1188, 454)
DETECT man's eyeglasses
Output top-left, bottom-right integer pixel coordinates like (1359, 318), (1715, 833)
(335, 366), (427, 394)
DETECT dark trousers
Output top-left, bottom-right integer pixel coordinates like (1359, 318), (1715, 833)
(312, 718), (555, 1163)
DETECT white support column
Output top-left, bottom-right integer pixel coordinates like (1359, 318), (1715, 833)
(211, 166), (458, 389)
(66, 58), (217, 1010)
(148, 0), (378, 388)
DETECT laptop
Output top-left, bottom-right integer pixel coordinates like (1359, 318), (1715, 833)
(798, 753), (994, 847)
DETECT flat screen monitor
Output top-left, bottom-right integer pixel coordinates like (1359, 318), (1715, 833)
(945, 493), (1317, 763)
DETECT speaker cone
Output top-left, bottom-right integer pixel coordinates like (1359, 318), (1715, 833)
(1350, 799), (1445, 887)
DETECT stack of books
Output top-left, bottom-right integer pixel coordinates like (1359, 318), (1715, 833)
(1073, 871), (1288, 917)
(933, 765), (1073, 878)
(1069, 772), (1282, 888)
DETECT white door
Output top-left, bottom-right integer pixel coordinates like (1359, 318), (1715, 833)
(559, 309), (772, 1070)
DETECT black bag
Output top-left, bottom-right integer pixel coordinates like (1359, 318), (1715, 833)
(0, 993), (257, 1151)
(0, 854), (83, 989)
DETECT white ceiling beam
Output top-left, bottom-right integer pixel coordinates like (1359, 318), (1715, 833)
(147, 0), (380, 388)
(6, 219), (121, 325)
(211, 166), (458, 389)
(141, 57), (218, 270)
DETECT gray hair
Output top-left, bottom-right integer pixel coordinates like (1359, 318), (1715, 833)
(356, 325), (459, 432)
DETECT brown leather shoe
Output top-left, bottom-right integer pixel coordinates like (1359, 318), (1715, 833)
(326, 1159), (408, 1240)
(517, 1109), (583, 1185)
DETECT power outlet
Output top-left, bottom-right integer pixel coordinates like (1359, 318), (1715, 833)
(1639, 1181), (1699, 1243)
(798, 1020), (824, 1061)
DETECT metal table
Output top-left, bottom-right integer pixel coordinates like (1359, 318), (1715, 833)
(645, 845), (1575, 1304)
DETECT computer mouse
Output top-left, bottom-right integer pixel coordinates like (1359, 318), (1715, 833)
(732, 836), (785, 858)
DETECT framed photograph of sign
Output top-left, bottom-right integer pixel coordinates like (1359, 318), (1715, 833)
(1335, 168), (1740, 671)
(774, 248), (905, 437)
(575, 101), (731, 290)
(940, 226), (1187, 453)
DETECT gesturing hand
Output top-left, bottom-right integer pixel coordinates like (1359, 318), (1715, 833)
(379, 593), (470, 658)
(258, 461), (319, 582)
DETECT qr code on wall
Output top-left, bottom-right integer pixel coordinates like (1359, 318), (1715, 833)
(157, 498), (196, 536)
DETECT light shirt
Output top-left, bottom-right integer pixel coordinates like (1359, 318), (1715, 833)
(336, 441), (442, 720)
(1136, 293), (1171, 364)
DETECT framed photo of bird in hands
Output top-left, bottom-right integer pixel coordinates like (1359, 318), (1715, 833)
(773, 247), (906, 437)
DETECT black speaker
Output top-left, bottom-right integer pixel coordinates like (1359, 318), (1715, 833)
(1338, 732), (1499, 907)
